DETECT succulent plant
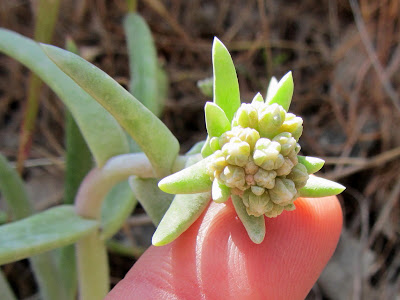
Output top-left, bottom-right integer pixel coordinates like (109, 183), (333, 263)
(157, 38), (345, 244)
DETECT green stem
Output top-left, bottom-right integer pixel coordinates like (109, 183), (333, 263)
(0, 269), (17, 300)
(126, 0), (137, 12)
(74, 153), (154, 219)
(76, 232), (109, 300)
(30, 253), (66, 300)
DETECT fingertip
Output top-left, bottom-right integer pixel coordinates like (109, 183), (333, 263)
(107, 196), (342, 300)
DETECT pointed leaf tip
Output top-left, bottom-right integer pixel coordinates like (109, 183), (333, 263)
(205, 102), (231, 138)
(297, 156), (325, 174)
(231, 195), (265, 244)
(158, 156), (213, 194)
(212, 37), (241, 122)
(267, 71), (294, 111)
(298, 176), (345, 198)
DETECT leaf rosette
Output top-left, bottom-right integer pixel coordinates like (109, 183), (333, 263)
(157, 37), (345, 244)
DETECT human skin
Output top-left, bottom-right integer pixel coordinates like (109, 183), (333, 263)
(106, 196), (342, 300)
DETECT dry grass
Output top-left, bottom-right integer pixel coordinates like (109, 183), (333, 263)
(0, 0), (399, 299)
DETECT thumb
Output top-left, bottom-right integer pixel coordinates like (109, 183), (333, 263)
(106, 196), (342, 300)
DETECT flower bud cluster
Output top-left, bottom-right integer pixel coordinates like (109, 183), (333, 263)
(207, 101), (308, 218)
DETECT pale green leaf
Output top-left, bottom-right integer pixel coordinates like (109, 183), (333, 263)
(0, 206), (98, 265)
(265, 76), (278, 102)
(152, 192), (211, 246)
(212, 178), (230, 203)
(0, 28), (129, 166)
(298, 176), (345, 198)
(205, 102), (231, 137)
(129, 177), (173, 226)
(100, 181), (137, 240)
(158, 156), (213, 194)
(41, 44), (179, 177)
(231, 195), (265, 244)
(297, 156), (325, 174)
(124, 13), (162, 116)
(267, 71), (294, 111)
(212, 37), (241, 121)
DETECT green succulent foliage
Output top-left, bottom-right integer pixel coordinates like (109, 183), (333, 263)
(157, 38), (345, 245)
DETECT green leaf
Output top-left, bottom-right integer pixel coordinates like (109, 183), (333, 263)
(205, 102), (231, 137)
(64, 111), (93, 204)
(212, 178), (230, 203)
(129, 177), (174, 226)
(251, 92), (264, 104)
(42, 44), (179, 177)
(201, 135), (213, 158)
(0, 154), (67, 300)
(0, 28), (129, 166)
(297, 156), (325, 174)
(212, 37), (241, 121)
(0, 205), (99, 265)
(186, 141), (205, 155)
(231, 195), (265, 244)
(152, 192), (211, 246)
(124, 13), (163, 116)
(298, 176), (345, 198)
(265, 76), (278, 102)
(158, 156), (213, 194)
(266, 71), (293, 111)
(100, 181), (137, 240)
(0, 153), (33, 220)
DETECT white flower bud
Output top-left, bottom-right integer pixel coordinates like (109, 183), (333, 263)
(272, 132), (296, 156)
(264, 203), (284, 218)
(232, 103), (258, 129)
(275, 157), (295, 176)
(258, 103), (286, 138)
(287, 163), (309, 189)
(220, 165), (246, 189)
(269, 178), (297, 205)
(253, 138), (281, 168)
(254, 169), (276, 189)
(222, 138), (250, 167)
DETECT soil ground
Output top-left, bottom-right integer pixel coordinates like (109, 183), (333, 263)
(0, 0), (399, 299)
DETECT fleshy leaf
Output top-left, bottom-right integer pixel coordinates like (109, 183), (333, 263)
(158, 156), (213, 194)
(205, 102), (231, 137)
(124, 13), (163, 116)
(186, 140), (205, 155)
(297, 155), (325, 174)
(201, 135), (213, 158)
(251, 92), (264, 104)
(266, 71), (294, 111)
(129, 177), (174, 226)
(152, 192), (211, 246)
(265, 76), (279, 102)
(0, 28), (129, 166)
(0, 205), (99, 265)
(100, 181), (137, 240)
(231, 195), (265, 244)
(298, 176), (345, 198)
(212, 178), (230, 203)
(212, 37), (241, 121)
(42, 44), (179, 177)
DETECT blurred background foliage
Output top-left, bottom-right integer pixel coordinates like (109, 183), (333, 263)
(0, 0), (399, 299)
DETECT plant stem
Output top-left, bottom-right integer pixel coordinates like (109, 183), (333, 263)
(126, 0), (137, 12)
(75, 153), (154, 219)
(76, 231), (109, 300)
